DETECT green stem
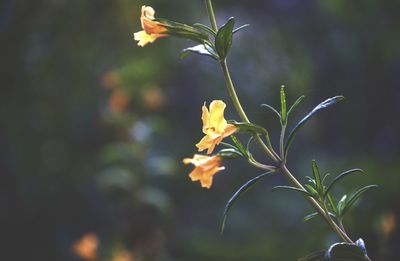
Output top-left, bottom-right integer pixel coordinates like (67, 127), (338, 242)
(280, 123), (286, 160)
(281, 166), (353, 243)
(205, 0), (353, 244)
(323, 200), (352, 244)
(205, 0), (218, 31)
(220, 60), (279, 163)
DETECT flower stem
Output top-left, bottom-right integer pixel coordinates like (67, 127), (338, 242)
(205, 0), (218, 31)
(220, 60), (279, 163)
(279, 123), (286, 160)
(281, 167), (353, 243)
(205, 0), (353, 244)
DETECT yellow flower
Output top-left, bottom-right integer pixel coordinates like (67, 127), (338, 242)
(134, 6), (168, 47)
(183, 154), (224, 189)
(196, 100), (237, 154)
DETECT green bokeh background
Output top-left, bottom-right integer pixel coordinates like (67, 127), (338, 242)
(1, 0), (399, 260)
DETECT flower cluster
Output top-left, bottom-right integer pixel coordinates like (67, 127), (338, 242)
(184, 100), (237, 189)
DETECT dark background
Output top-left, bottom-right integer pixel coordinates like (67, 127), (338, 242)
(1, 0), (399, 260)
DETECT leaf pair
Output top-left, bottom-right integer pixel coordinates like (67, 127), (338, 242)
(180, 18), (249, 60)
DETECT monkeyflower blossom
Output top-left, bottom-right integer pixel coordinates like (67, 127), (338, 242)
(134, 6), (168, 47)
(72, 233), (99, 260)
(196, 100), (237, 154)
(183, 154), (225, 189)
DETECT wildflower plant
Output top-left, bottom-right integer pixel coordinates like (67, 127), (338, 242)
(134, 1), (377, 260)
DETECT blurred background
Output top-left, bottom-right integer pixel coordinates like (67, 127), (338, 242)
(1, 0), (399, 260)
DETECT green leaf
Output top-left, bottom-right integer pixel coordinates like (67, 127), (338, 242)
(215, 17), (235, 59)
(298, 250), (326, 261)
(326, 193), (338, 216)
(193, 23), (216, 36)
(180, 44), (218, 60)
(233, 24), (250, 34)
(154, 18), (210, 43)
(304, 184), (319, 198)
(287, 95), (306, 118)
(340, 185), (378, 217)
(326, 242), (370, 260)
(303, 212), (336, 222)
(154, 20), (208, 43)
(324, 169), (364, 197)
(272, 186), (313, 197)
(337, 195), (347, 215)
(220, 171), (273, 233)
(280, 85), (287, 124)
(284, 96), (345, 158)
(216, 148), (243, 159)
(261, 103), (281, 120)
(229, 135), (247, 157)
(311, 160), (323, 193)
(229, 121), (268, 136)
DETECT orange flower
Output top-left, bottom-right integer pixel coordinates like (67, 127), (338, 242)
(196, 100), (237, 154)
(72, 233), (99, 260)
(134, 6), (168, 47)
(109, 89), (130, 113)
(183, 154), (224, 189)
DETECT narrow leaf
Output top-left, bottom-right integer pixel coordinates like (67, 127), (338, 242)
(216, 148), (243, 159)
(230, 135), (247, 158)
(311, 160), (323, 193)
(272, 186), (313, 197)
(215, 17), (235, 59)
(303, 212), (336, 222)
(287, 95), (306, 117)
(326, 193), (338, 215)
(246, 136), (255, 152)
(229, 121), (268, 136)
(220, 171), (273, 233)
(285, 96), (345, 158)
(303, 212), (319, 222)
(233, 24), (250, 34)
(180, 45), (218, 60)
(193, 23), (216, 36)
(326, 242), (370, 260)
(219, 142), (238, 150)
(324, 169), (364, 197)
(341, 185), (378, 217)
(337, 195), (347, 215)
(154, 18), (210, 43)
(280, 85), (287, 124)
(304, 184), (319, 198)
(261, 104), (281, 120)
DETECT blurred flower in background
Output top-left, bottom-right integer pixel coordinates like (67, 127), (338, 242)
(72, 233), (99, 260)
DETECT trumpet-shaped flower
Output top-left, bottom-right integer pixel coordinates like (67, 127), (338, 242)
(196, 100), (237, 154)
(183, 154), (224, 189)
(134, 6), (168, 47)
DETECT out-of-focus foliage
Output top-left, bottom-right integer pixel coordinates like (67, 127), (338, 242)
(0, 0), (399, 260)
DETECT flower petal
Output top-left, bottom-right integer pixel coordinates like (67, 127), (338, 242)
(188, 167), (203, 181)
(201, 103), (210, 134)
(196, 135), (215, 153)
(222, 124), (237, 138)
(134, 30), (159, 47)
(209, 100), (227, 133)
